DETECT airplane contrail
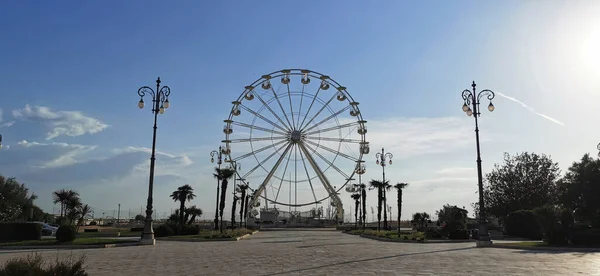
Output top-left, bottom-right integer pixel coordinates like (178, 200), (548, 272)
(496, 92), (565, 126)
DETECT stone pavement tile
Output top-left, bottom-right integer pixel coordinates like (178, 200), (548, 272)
(1, 230), (599, 275)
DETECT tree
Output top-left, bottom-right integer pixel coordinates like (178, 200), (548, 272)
(394, 183), (409, 234)
(231, 195), (239, 228)
(557, 153), (600, 227)
(411, 212), (430, 231)
(52, 189), (70, 219)
(134, 214), (145, 221)
(237, 183), (250, 228)
(170, 184), (196, 229)
(64, 192), (81, 225)
(351, 193), (361, 229)
(214, 168), (235, 232)
(369, 179), (388, 231)
(436, 204), (468, 236)
(483, 152), (560, 221)
(383, 182), (392, 230)
(0, 176), (32, 221)
(76, 204), (92, 226)
(185, 205), (203, 224)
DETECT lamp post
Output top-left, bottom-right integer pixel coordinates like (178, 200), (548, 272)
(354, 161), (367, 229)
(136, 77), (171, 245)
(0, 134), (3, 150)
(375, 148), (393, 230)
(597, 143), (600, 158)
(461, 80), (495, 247)
(210, 146), (224, 230)
(227, 159), (241, 229)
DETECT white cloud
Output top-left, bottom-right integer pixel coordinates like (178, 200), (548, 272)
(12, 104), (109, 140)
(15, 140), (97, 168)
(496, 92), (565, 126)
(436, 167), (474, 176)
(366, 117), (476, 159)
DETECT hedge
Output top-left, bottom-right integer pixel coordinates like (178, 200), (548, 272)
(505, 210), (543, 240)
(0, 222), (42, 241)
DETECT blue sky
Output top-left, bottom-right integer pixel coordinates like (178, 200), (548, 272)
(1, 1), (599, 221)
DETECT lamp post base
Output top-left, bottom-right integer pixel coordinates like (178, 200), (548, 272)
(476, 240), (493, 247)
(140, 219), (155, 245)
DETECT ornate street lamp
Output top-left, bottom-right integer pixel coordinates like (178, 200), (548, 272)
(136, 77), (171, 245)
(597, 143), (600, 158)
(210, 146), (224, 230)
(461, 80), (495, 247)
(375, 148), (393, 230)
(0, 134), (3, 150)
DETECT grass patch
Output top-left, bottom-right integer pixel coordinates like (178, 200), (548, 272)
(348, 229), (426, 242)
(77, 231), (139, 238)
(0, 238), (135, 247)
(163, 229), (255, 240)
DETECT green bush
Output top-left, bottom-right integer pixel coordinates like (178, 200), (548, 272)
(56, 226), (77, 243)
(425, 228), (442, 239)
(0, 253), (88, 276)
(130, 227), (144, 232)
(83, 228), (98, 232)
(505, 210), (543, 240)
(569, 228), (600, 247)
(154, 224), (174, 237)
(180, 224), (200, 235)
(448, 229), (469, 240)
(534, 205), (568, 246)
(0, 222), (42, 242)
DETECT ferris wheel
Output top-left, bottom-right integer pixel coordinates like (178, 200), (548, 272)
(222, 69), (369, 221)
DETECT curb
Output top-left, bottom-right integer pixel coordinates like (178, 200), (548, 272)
(0, 242), (146, 250)
(157, 230), (260, 243)
(490, 244), (600, 252)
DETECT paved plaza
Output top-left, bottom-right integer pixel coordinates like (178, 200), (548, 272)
(1, 229), (599, 275)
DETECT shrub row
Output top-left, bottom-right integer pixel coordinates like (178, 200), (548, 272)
(154, 223), (200, 237)
(0, 222), (42, 242)
(0, 253), (88, 276)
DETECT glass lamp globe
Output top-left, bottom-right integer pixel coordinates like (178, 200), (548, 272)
(462, 103), (469, 112)
(164, 99), (170, 109)
(159, 107), (165, 114)
(466, 109), (473, 116)
(211, 158), (214, 163)
(389, 160), (392, 165)
(138, 100), (144, 109)
(488, 102), (495, 112)
(376, 160), (379, 165)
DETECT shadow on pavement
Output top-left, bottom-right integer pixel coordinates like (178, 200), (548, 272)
(259, 247), (475, 276)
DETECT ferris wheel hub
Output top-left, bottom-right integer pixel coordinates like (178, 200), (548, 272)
(290, 130), (303, 143)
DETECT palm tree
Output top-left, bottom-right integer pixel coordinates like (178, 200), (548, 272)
(394, 182), (409, 234)
(77, 204), (92, 225)
(65, 196), (82, 225)
(231, 195), (239, 228)
(369, 179), (388, 231)
(412, 212), (430, 231)
(237, 183), (250, 228)
(185, 205), (203, 224)
(214, 168), (235, 232)
(52, 189), (70, 220)
(170, 184), (196, 229)
(383, 182), (392, 230)
(360, 184), (367, 230)
(351, 193), (361, 229)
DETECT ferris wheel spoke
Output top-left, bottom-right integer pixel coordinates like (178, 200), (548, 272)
(302, 142), (350, 180)
(302, 105), (351, 133)
(268, 86), (294, 130)
(242, 141), (290, 179)
(298, 145), (319, 203)
(297, 143), (342, 212)
(296, 83), (306, 128)
(231, 121), (288, 136)
(298, 86), (322, 130)
(299, 92), (337, 131)
(304, 121), (360, 136)
(239, 104), (288, 133)
(227, 136), (287, 143)
(251, 91), (292, 131)
(230, 139), (288, 162)
(249, 143), (294, 208)
(304, 136), (363, 143)
(304, 139), (358, 162)
(285, 83), (296, 130)
(273, 143), (294, 203)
